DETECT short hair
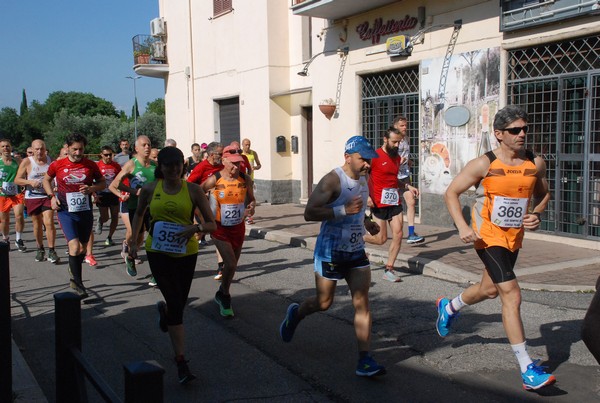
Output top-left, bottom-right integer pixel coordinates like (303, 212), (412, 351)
(119, 138), (129, 143)
(0, 138), (11, 145)
(392, 116), (407, 125)
(384, 126), (400, 138)
(66, 133), (88, 147)
(101, 145), (115, 153)
(493, 105), (528, 131)
(191, 143), (200, 149)
(165, 138), (177, 147)
(206, 141), (223, 155)
(155, 146), (185, 179)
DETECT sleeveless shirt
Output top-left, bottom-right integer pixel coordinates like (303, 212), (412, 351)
(209, 172), (248, 226)
(25, 156), (52, 199)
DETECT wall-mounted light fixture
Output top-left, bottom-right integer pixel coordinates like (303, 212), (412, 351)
(297, 47), (349, 77)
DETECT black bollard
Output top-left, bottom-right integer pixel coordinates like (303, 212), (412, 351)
(55, 292), (87, 402)
(124, 360), (164, 403)
(0, 242), (11, 403)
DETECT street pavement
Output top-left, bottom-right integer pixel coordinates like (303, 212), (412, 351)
(9, 203), (600, 402)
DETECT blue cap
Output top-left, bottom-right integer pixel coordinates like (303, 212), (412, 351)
(344, 136), (379, 159)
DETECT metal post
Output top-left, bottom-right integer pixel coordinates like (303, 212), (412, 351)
(55, 292), (87, 402)
(124, 360), (165, 403)
(0, 242), (11, 403)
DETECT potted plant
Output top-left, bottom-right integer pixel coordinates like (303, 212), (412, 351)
(318, 98), (336, 120)
(134, 38), (152, 64)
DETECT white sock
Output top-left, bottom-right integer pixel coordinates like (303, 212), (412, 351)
(511, 341), (533, 372)
(16, 232), (22, 241)
(445, 293), (467, 316)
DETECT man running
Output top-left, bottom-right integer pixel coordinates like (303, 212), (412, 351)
(201, 145), (255, 317)
(0, 139), (26, 251)
(279, 136), (385, 377)
(43, 133), (105, 298)
(94, 146), (121, 246)
(109, 135), (156, 279)
(364, 126), (419, 282)
(184, 143), (202, 177)
(114, 138), (131, 167)
(15, 140), (59, 263)
(438, 105), (555, 390)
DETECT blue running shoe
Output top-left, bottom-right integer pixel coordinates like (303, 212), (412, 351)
(436, 297), (458, 337)
(356, 355), (386, 377)
(406, 234), (425, 244)
(522, 360), (556, 390)
(280, 303), (299, 342)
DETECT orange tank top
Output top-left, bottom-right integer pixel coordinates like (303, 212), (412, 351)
(209, 172), (248, 226)
(472, 151), (538, 252)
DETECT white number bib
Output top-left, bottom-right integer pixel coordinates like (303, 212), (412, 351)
(66, 192), (90, 212)
(380, 188), (400, 205)
(151, 221), (187, 253)
(1, 181), (18, 196)
(491, 196), (528, 228)
(340, 223), (365, 252)
(220, 203), (244, 226)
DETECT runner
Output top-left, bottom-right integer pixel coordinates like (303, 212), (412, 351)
(184, 143), (202, 177)
(0, 139), (26, 251)
(128, 146), (216, 384)
(15, 139), (59, 262)
(201, 145), (255, 317)
(43, 133), (105, 298)
(279, 135), (386, 377)
(114, 138), (131, 167)
(94, 146), (121, 246)
(438, 105), (555, 390)
(109, 135), (156, 280)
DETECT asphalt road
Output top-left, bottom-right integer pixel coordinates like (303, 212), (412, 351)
(9, 230), (600, 402)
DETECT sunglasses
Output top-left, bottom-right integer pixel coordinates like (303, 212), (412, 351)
(502, 126), (528, 135)
(226, 149), (242, 154)
(102, 153), (113, 157)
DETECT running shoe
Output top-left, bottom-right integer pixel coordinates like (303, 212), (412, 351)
(16, 239), (27, 252)
(175, 358), (196, 385)
(125, 256), (137, 277)
(135, 257), (143, 265)
(35, 249), (46, 262)
(120, 241), (129, 259)
(157, 301), (168, 332)
(280, 303), (299, 342)
(148, 276), (158, 287)
(200, 238), (208, 246)
(214, 290), (234, 317)
(69, 279), (89, 299)
(2, 237), (10, 251)
(522, 360), (556, 390)
(406, 234), (425, 244)
(104, 237), (115, 246)
(85, 254), (98, 267)
(382, 268), (403, 283)
(94, 217), (103, 235)
(436, 297), (458, 337)
(356, 355), (386, 377)
(214, 270), (223, 281)
(246, 217), (255, 225)
(48, 249), (60, 264)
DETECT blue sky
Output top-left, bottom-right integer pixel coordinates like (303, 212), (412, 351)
(0, 1), (165, 114)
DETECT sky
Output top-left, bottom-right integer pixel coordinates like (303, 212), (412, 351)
(0, 1), (165, 114)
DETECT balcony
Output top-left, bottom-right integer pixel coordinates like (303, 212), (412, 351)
(132, 34), (169, 79)
(291, 0), (400, 20)
(501, 0), (600, 32)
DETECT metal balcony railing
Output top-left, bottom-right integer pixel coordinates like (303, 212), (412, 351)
(132, 34), (167, 65)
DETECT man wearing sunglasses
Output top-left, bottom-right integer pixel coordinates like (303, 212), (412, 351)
(95, 146), (122, 247)
(439, 105), (554, 390)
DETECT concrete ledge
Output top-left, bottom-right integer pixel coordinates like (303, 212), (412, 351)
(12, 339), (47, 402)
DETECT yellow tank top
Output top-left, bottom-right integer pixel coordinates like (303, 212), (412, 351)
(209, 172), (248, 225)
(145, 180), (198, 256)
(242, 151), (256, 179)
(472, 151), (538, 251)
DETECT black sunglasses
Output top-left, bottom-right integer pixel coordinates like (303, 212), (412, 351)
(502, 126), (528, 135)
(102, 153), (113, 157)
(226, 149), (242, 154)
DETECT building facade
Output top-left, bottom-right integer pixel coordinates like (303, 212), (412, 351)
(134, 0), (600, 246)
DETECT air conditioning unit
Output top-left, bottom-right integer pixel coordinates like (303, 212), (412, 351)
(152, 41), (167, 60)
(150, 18), (166, 37)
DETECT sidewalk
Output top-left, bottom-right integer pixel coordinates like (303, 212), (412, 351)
(247, 203), (599, 292)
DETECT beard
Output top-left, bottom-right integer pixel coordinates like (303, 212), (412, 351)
(385, 143), (399, 157)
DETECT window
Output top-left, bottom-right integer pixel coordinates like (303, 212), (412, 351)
(214, 0), (233, 17)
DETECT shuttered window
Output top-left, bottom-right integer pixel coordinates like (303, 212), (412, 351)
(214, 0), (232, 17)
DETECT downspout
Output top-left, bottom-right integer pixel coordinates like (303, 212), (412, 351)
(188, 0), (197, 143)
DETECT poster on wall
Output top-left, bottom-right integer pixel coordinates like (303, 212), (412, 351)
(419, 47), (501, 194)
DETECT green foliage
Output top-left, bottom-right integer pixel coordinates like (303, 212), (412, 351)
(0, 107), (20, 141)
(145, 98), (165, 116)
(45, 91), (119, 118)
(20, 89), (28, 116)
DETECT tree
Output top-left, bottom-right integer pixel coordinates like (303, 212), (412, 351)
(145, 98), (165, 116)
(132, 97), (140, 119)
(44, 91), (119, 118)
(20, 89), (28, 116)
(0, 107), (21, 144)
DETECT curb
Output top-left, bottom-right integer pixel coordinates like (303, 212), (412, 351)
(246, 226), (596, 293)
(11, 339), (47, 403)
